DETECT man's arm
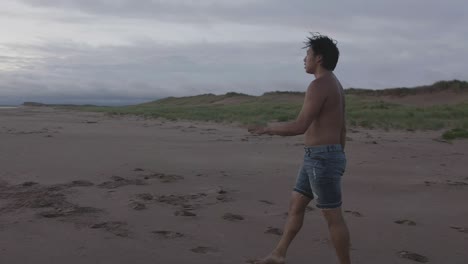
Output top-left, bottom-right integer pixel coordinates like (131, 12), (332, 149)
(263, 81), (327, 136)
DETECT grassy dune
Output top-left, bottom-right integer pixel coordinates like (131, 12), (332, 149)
(55, 80), (468, 139)
(346, 80), (468, 96)
(68, 92), (303, 126)
(346, 97), (468, 130)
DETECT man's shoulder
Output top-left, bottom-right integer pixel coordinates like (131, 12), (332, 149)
(312, 75), (341, 90)
(308, 77), (330, 93)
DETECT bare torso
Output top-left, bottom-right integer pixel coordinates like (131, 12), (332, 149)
(304, 73), (345, 146)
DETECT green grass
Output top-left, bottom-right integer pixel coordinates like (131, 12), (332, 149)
(442, 128), (468, 140)
(70, 101), (301, 126)
(55, 93), (468, 138)
(346, 79), (468, 96)
(346, 96), (468, 131)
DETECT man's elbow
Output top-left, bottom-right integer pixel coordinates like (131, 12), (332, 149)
(295, 121), (310, 135)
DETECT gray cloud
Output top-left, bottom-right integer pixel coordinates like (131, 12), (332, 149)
(0, 1), (467, 105)
(2, 35), (467, 105)
(19, 0), (467, 26)
(0, 41), (311, 105)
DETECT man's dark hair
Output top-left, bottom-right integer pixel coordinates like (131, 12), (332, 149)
(304, 33), (339, 71)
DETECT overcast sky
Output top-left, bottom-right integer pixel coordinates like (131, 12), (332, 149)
(1, 0), (467, 105)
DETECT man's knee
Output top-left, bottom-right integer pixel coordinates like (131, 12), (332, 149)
(289, 192), (311, 215)
(321, 207), (345, 226)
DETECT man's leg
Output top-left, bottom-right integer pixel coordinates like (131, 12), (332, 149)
(255, 191), (311, 264)
(322, 207), (351, 264)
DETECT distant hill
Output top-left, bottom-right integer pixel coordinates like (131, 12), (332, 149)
(23, 102), (47, 107)
(38, 79), (467, 132)
(22, 80), (468, 108)
(346, 80), (468, 96)
(140, 80), (468, 107)
(346, 80), (468, 106)
(140, 91), (306, 107)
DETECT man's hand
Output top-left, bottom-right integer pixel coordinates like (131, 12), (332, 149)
(248, 126), (270, 135)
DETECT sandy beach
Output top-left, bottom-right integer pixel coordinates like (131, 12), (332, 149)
(1, 106), (467, 264)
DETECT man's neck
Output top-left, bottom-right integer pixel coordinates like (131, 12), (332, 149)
(314, 68), (332, 79)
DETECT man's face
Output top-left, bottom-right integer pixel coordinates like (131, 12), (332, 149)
(304, 48), (320, 74)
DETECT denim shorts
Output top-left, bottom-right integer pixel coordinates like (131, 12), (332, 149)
(293, 144), (347, 209)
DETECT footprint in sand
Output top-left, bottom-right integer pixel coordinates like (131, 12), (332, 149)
(174, 210), (197, 217)
(216, 193), (232, 202)
(152, 230), (184, 239)
(154, 191), (228, 213)
(215, 188), (235, 202)
(265, 227), (283, 236)
(21, 181), (39, 187)
(182, 204), (200, 210)
(1, 182), (70, 211)
(424, 181), (437, 186)
(215, 138), (233, 142)
(140, 173), (184, 183)
(223, 213), (244, 222)
(135, 193), (154, 201)
(191, 246), (219, 254)
(446, 180), (468, 186)
(0, 180), (102, 224)
(156, 193), (207, 207)
(450, 226), (468, 233)
(67, 180), (94, 187)
(47, 180), (94, 191)
(97, 176), (147, 189)
(398, 251), (429, 263)
(134, 168), (145, 172)
(394, 219), (417, 226)
(259, 200), (274, 205)
(39, 206), (102, 218)
(129, 201), (147, 211)
(217, 188), (228, 195)
(30, 192), (67, 208)
(345, 210), (363, 217)
(90, 221), (130, 237)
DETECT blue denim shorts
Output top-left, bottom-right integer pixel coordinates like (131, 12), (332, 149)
(293, 144), (347, 209)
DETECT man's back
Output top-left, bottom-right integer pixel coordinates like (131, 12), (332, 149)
(304, 72), (345, 146)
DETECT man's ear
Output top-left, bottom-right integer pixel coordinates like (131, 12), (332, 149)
(316, 55), (323, 65)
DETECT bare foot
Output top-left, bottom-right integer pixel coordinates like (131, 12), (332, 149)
(253, 254), (285, 264)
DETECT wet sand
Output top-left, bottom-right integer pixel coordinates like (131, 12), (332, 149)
(0, 106), (467, 264)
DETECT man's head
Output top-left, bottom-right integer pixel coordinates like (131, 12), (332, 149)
(303, 33), (339, 74)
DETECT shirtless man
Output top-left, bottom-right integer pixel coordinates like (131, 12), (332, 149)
(249, 33), (350, 264)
